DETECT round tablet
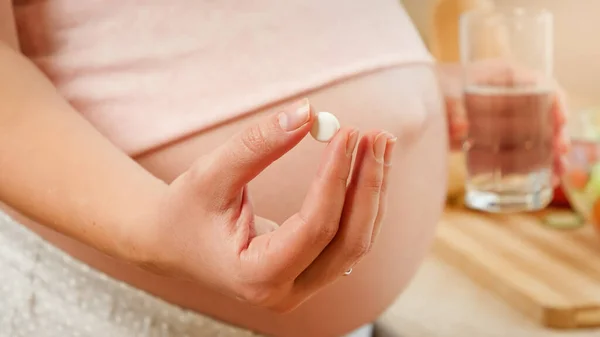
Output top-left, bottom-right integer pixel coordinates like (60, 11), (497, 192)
(310, 111), (340, 142)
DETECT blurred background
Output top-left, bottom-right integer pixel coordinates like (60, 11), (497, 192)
(374, 1), (600, 337)
(404, 0), (598, 112)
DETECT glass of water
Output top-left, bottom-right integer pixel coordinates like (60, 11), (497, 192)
(460, 7), (555, 213)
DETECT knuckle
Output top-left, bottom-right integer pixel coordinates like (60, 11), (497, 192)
(361, 175), (384, 194)
(240, 124), (272, 157)
(235, 281), (290, 308)
(345, 237), (372, 261)
(315, 220), (339, 244)
(318, 223), (339, 242)
(299, 213), (339, 245)
(236, 284), (275, 307)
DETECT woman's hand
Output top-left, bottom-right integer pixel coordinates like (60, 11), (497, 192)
(437, 62), (569, 182)
(135, 99), (397, 312)
(0, 39), (395, 313)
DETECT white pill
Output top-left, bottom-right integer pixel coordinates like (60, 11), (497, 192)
(310, 111), (340, 142)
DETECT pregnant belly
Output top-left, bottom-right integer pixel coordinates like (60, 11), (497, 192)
(9, 64), (447, 337)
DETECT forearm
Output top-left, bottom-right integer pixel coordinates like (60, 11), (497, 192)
(0, 43), (167, 260)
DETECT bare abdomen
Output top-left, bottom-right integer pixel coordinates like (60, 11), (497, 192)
(12, 64), (447, 337)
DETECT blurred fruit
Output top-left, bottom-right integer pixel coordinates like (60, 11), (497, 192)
(551, 185), (571, 208)
(561, 105), (600, 232)
(543, 210), (584, 230)
(562, 138), (600, 232)
(584, 163), (600, 201)
(567, 168), (589, 190)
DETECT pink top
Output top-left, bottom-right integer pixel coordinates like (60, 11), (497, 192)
(14, 0), (432, 155)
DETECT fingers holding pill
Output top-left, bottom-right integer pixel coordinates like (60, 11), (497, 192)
(371, 134), (397, 244)
(157, 95), (400, 311)
(294, 130), (395, 294)
(229, 106), (395, 307)
(342, 131), (395, 250)
(311, 111), (341, 142)
(258, 127), (357, 281)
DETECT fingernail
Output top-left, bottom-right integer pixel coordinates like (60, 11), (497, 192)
(384, 137), (397, 166)
(278, 98), (311, 131)
(373, 132), (394, 162)
(346, 129), (359, 156)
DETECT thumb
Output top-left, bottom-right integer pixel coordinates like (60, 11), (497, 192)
(205, 98), (314, 196)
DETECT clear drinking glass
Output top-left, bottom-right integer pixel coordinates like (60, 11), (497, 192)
(460, 8), (555, 213)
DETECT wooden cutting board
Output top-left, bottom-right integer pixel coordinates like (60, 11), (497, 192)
(433, 207), (600, 329)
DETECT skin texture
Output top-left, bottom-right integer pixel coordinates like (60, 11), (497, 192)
(0, 31), (399, 305)
(0, 2), (569, 336)
(0, 58), (445, 336)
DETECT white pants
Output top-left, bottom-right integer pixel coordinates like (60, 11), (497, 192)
(0, 211), (262, 337)
(0, 211), (375, 337)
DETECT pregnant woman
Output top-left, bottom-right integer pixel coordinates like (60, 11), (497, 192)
(0, 1), (567, 336)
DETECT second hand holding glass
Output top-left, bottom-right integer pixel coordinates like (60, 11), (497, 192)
(460, 7), (555, 213)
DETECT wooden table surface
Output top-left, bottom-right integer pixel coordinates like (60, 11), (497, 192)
(376, 256), (600, 337)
